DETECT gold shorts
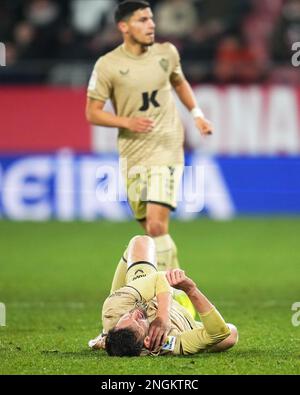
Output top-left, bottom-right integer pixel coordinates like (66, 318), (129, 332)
(123, 165), (183, 221)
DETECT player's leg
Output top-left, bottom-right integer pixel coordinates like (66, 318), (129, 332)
(145, 164), (183, 271)
(139, 208), (179, 271)
(125, 168), (179, 271)
(125, 235), (158, 283)
(127, 235), (157, 266)
(109, 249), (128, 294)
(110, 235), (157, 292)
(125, 165), (179, 270)
(145, 203), (179, 271)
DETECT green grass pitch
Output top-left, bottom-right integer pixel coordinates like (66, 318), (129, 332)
(0, 218), (299, 375)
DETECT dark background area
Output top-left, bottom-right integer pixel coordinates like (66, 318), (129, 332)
(1, 0), (299, 85)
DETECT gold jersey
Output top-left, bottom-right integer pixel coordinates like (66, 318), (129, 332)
(87, 43), (185, 169)
(102, 272), (231, 355)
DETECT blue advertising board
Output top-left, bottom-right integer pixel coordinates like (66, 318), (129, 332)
(0, 152), (299, 220)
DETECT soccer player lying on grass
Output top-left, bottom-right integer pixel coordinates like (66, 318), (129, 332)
(89, 236), (238, 356)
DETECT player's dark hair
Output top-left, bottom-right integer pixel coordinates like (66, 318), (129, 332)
(115, 0), (150, 23)
(105, 327), (144, 356)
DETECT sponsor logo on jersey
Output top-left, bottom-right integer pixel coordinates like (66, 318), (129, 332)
(161, 336), (176, 351)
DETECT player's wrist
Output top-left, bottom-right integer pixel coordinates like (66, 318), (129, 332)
(191, 107), (205, 119)
(119, 116), (130, 129)
(156, 312), (170, 321)
(185, 284), (198, 297)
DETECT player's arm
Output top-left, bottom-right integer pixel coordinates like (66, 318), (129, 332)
(149, 290), (172, 350)
(166, 269), (213, 313)
(127, 272), (172, 350)
(86, 98), (154, 133)
(172, 311), (231, 355)
(166, 269), (231, 354)
(170, 74), (213, 136)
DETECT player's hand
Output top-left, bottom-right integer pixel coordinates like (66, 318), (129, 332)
(195, 117), (213, 136)
(166, 269), (196, 294)
(127, 117), (154, 133)
(148, 316), (171, 351)
(88, 334), (106, 350)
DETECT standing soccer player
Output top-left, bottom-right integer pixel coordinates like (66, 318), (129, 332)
(86, 1), (213, 296)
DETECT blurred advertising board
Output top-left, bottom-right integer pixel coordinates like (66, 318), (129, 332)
(0, 152), (299, 220)
(0, 86), (299, 155)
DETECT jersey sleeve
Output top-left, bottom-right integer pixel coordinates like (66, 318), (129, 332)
(169, 43), (185, 84)
(173, 307), (231, 355)
(87, 57), (112, 102)
(127, 272), (172, 302)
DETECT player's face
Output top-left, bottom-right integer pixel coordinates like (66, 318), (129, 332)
(115, 308), (149, 340)
(126, 8), (155, 46)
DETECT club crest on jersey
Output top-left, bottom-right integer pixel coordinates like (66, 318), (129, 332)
(159, 58), (169, 72)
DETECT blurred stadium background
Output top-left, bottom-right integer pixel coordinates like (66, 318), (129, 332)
(0, 0), (300, 375)
(0, 0), (300, 220)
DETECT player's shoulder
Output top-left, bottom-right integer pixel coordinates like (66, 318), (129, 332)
(153, 42), (179, 56)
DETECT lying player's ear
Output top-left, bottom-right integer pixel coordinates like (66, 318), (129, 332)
(144, 335), (150, 349)
(118, 21), (129, 34)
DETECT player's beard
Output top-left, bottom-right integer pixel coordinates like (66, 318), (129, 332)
(132, 34), (155, 47)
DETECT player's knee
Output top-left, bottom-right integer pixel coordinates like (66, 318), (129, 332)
(146, 220), (167, 237)
(127, 235), (157, 268)
(226, 323), (239, 348)
(128, 235), (155, 255)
